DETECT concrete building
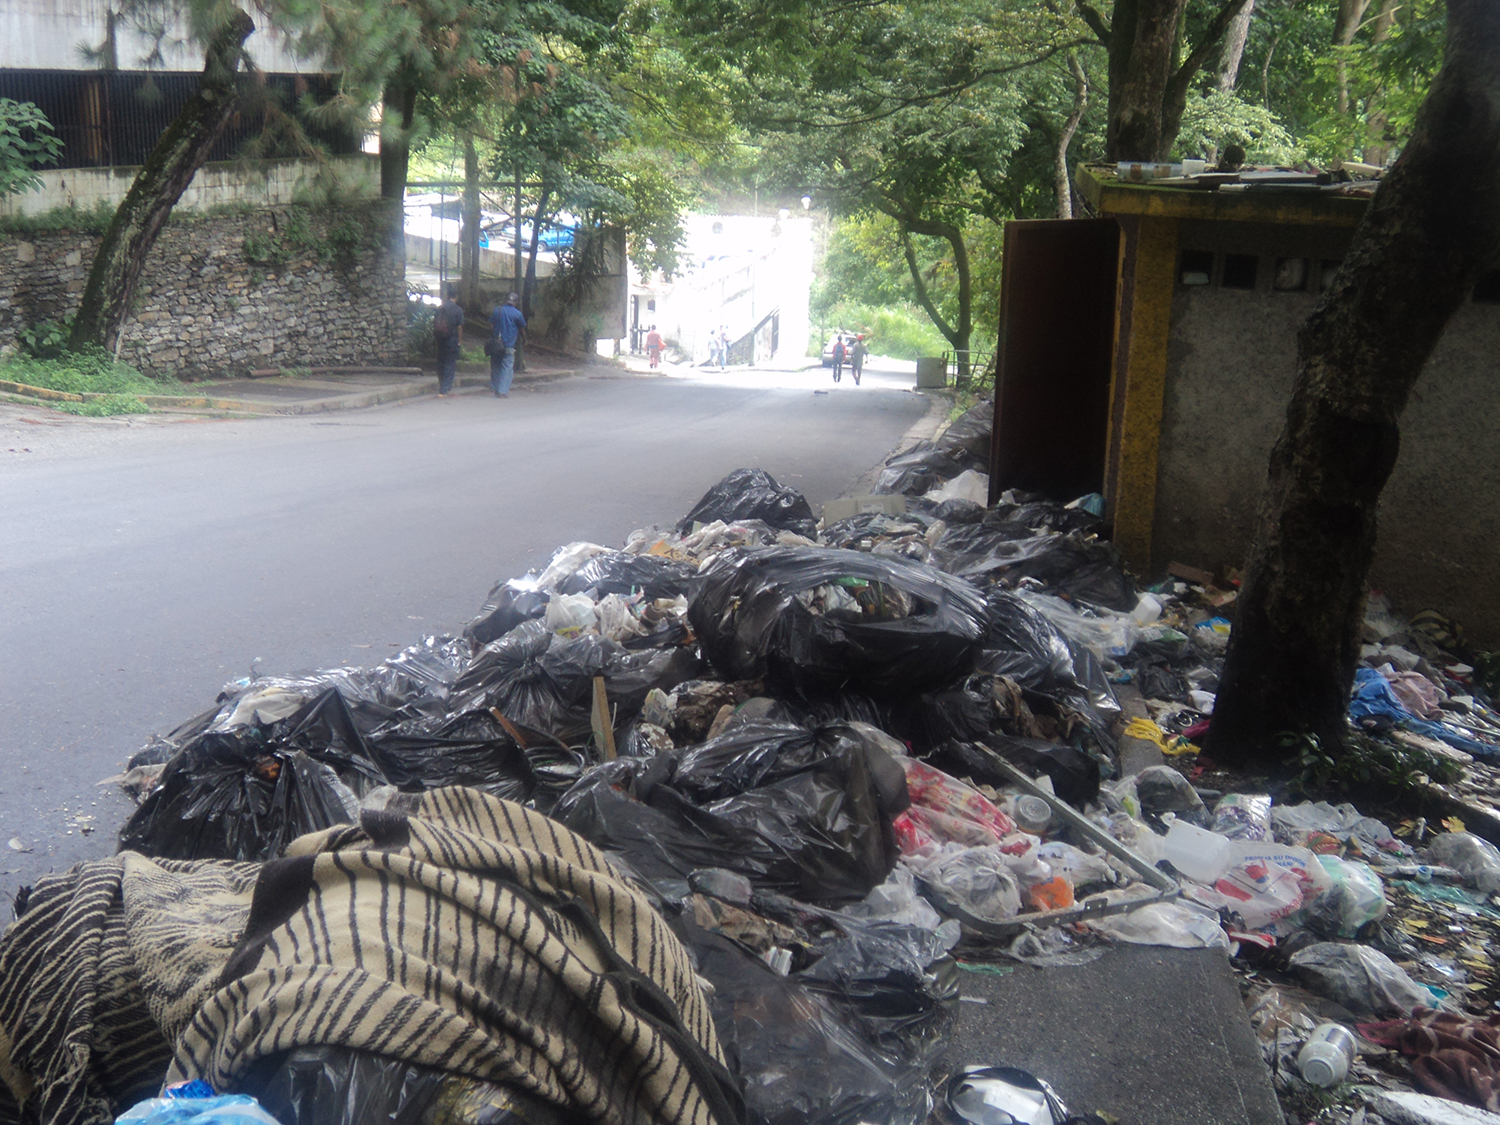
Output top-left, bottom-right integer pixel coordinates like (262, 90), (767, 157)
(630, 212), (814, 366)
(990, 163), (1500, 641)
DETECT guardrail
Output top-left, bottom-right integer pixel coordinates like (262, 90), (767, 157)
(941, 349), (995, 388)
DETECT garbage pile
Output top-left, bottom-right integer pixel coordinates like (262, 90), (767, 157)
(6, 399), (1500, 1125)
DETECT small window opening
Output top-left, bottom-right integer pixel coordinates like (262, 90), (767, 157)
(1179, 250), (1213, 287)
(1222, 254), (1259, 290)
(1273, 258), (1309, 291)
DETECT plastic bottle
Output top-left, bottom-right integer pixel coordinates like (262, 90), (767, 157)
(1159, 819), (1234, 884)
(1296, 1023), (1357, 1088)
(1014, 795), (1053, 835)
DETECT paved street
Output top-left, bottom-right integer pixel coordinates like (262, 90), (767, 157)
(0, 361), (932, 905)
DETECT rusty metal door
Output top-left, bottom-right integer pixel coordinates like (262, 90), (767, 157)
(989, 219), (1121, 505)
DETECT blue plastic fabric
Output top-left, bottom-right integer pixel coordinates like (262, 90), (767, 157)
(1349, 668), (1497, 758)
(165, 1081), (217, 1100)
(114, 1094), (285, 1124)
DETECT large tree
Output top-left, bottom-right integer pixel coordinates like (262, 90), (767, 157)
(1207, 0), (1500, 764)
(69, 8), (255, 352)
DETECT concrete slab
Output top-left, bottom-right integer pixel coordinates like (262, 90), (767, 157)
(952, 945), (1284, 1124)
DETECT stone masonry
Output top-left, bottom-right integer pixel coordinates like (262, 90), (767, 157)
(0, 202), (407, 378)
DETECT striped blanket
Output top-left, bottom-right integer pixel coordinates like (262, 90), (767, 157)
(0, 788), (742, 1125)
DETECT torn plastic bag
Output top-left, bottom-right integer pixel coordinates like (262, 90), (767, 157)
(556, 549), (699, 600)
(1012, 589), (1138, 662)
(844, 865), (944, 929)
(1425, 832), (1500, 894)
(465, 580), (550, 646)
(1091, 899), (1230, 952)
(1289, 942), (1435, 1017)
(239, 1044), (588, 1125)
(934, 499), (987, 524)
(682, 919), (950, 1125)
(982, 500), (1104, 538)
(907, 845), (1023, 923)
(875, 446), (974, 496)
(690, 546), (989, 697)
(676, 468), (819, 539)
(554, 721), (907, 904)
(1109, 765), (1206, 826)
(1211, 793), (1274, 842)
(1304, 855), (1388, 938)
(924, 470), (989, 506)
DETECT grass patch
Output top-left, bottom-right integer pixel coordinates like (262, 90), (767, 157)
(55, 394), (151, 417)
(0, 201), (118, 234)
(0, 347), (182, 401)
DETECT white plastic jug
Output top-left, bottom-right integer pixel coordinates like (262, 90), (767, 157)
(1159, 820), (1234, 884)
(1297, 1022), (1357, 1087)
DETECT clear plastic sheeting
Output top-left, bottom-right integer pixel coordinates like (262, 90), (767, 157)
(1289, 942), (1437, 1017)
(689, 546), (989, 697)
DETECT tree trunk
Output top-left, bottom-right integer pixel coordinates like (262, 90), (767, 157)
(1218, 0), (1256, 92)
(522, 183), (552, 319)
(1108, 0), (1187, 160)
(1056, 54), (1089, 220)
(1206, 0), (1500, 765)
(896, 218), (972, 382)
(379, 76), (416, 250)
(68, 12), (253, 353)
(460, 132), (481, 311)
(1335, 0), (1375, 115)
(1107, 0), (1252, 160)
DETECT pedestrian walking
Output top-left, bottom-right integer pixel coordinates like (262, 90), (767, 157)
(851, 334), (868, 385)
(646, 324), (663, 369)
(433, 284), (464, 396)
(831, 335), (846, 382)
(488, 292), (526, 397)
(718, 328), (729, 369)
(707, 328), (721, 368)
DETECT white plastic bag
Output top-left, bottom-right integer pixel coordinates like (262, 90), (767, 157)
(596, 593), (647, 641)
(844, 864), (944, 929)
(1427, 832), (1500, 894)
(1307, 855), (1388, 937)
(1093, 900), (1230, 952)
(923, 469), (990, 505)
(1208, 842), (1332, 929)
(907, 844), (1023, 923)
(543, 592), (597, 636)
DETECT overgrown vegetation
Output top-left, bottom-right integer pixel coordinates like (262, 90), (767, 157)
(242, 205), (376, 270)
(0, 201), (119, 234)
(1283, 730), (1464, 801)
(0, 347), (182, 414)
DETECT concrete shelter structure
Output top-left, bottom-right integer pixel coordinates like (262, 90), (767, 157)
(990, 164), (1500, 640)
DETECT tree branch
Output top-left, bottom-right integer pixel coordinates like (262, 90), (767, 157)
(1075, 1), (1112, 47)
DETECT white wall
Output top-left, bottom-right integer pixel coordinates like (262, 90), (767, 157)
(2, 0), (311, 72)
(0, 155), (379, 217)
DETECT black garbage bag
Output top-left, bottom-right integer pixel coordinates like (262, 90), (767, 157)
(921, 737), (1101, 807)
(681, 914), (953, 1125)
(448, 621), (605, 741)
(239, 1045), (588, 1125)
(676, 468), (818, 539)
(465, 580), (550, 646)
(873, 446), (972, 496)
(554, 721), (907, 904)
(987, 533), (1136, 612)
(982, 500), (1104, 537)
(932, 399), (993, 462)
(689, 547), (989, 697)
(933, 499), (987, 524)
(119, 744), (360, 862)
(976, 589), (1077, 690)
(1136, 661), (1191, 702)
(557, 550), (699, 600)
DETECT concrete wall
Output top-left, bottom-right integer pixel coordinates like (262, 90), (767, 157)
(0, 156), (379, 219)
(2, 0), (310, 72)
(0, 202), (406, 377)
(1152, 218), (1500, 640)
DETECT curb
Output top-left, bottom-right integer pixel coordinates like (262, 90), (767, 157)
(1, 368), (584, 417)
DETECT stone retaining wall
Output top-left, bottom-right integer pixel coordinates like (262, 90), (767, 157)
(0, 201), (408, 378)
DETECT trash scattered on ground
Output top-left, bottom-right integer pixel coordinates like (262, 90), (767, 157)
(6, 397), (1500, 1125)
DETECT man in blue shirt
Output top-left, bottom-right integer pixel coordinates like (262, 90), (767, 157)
(489, 292), (527, 397)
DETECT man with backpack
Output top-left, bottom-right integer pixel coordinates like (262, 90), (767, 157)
(433, 285), (465, 396)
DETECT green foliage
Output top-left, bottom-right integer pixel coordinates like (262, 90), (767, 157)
(16, 317), (74, 359)
(408, 296), (437, 357)
(811, 301), (948, 361)
(55, 394), (151, 416)
(1175, 90), (1305, 164)
(1285, 730), (1462, 800)
(0, 201), (118, 234)
(0, 100), (63, 198)
(0, 347), (180, 398)
(241, 206), (373, 269)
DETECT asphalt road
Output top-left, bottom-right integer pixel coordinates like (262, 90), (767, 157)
(0, 360), (932, 907)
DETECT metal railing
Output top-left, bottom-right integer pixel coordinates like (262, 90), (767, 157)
(941, 349), (995, 388)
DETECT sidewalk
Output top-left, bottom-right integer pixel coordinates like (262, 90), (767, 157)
(0, 355), (589, 417)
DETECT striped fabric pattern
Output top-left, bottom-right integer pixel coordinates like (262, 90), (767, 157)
(0, 788), (742, 1125)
